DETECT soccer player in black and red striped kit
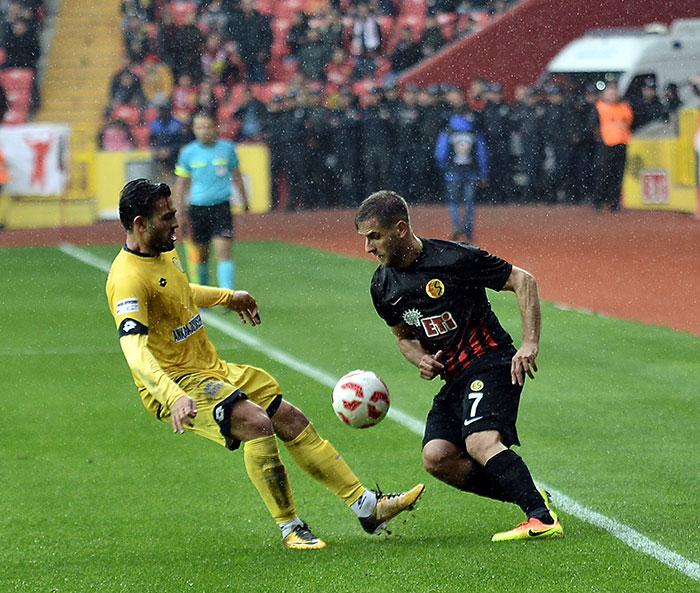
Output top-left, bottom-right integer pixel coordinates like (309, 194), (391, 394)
(355, 190), (563, 541)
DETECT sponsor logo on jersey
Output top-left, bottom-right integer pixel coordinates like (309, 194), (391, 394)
(471, 380), (484, 391)
(172, 313), (204, 343)
(115, 297), (139, 316)
(118, 317), (148, 337)
(421, 311), (457, 337)
(203, 380), (225, 398)
(425, 279), (445, 298)
(159, 277), (167, 287)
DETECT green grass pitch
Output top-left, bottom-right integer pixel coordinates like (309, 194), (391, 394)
(1, 241), (698, 592)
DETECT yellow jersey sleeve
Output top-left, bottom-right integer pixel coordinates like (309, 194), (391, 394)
(119, 333), (188, 409)
(190, 284), (234, 308)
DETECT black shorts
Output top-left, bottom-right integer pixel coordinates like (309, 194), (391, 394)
(422, 347), (522, 451)
(214, 393), (283, 451)
(189, 201), (234, 244)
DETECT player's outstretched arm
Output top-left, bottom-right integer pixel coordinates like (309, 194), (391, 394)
(501, 265), (541, 386)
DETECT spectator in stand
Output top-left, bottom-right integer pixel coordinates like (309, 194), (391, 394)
(228, 0), (272, 83)
(455, 12), (477, 39)
(481, 82), (514, 203)
(172, 10), (206, 82)
(277, 91), (308, 210)
(513, 87), (545, 202)
(435, 105), (488, 240)
(297, 27), (332, 82)
(201, 32), (241, 84)
(324, 46), (354, 94)
(358, 87), (394, 198)
(198, 0), (230, 37)
(141, 57), (174, 107)
(286, 11), (310, 60)
(466, 78), (486, 112)
(234, 85), (267, 142)
(392, 84), (423, 202)
(326, 86), (362, 206)
(418, 15), (447, 59)
(110, 66), (146, 106)
(98, 118), (136, 151)
(123, 14), (150, 63)
(317, 6), (345, 51)
(156, 9), (179, 72)
(386, 26), (422, 84)
(261, 95), (286, 210)
(350, 3), (382, 80)
(541, 85), (577, 203)
(194, 78), (219, 117)
(301, 87), (333, 207)
(589, 81), (633, 211)
(571, 84), (599, 204)
(2, 18), (40, 70)
(171, 72), (199, 118)
(661, 83), (682, 124)
(417, 84), (447, 202)
(630, 77), (664, 132)
(149, 103), (186, 183)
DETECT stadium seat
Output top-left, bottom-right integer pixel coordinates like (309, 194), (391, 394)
(256, 0), (275, 15)
(399, 0), (427, 17)
(142, 105), (159, 125)
(110, 103), (142, 127)
(274, 0), (304, 19)
(131, 124), (151, 149)
(166, 1), (197, 26)
(271, 18), (292, 60)
(0, 68), (34, 96)
(260, 81), (288, 102)
(3, 107), (28, 125)
(218, 119), (241, 141)
(376, 15), (395, 45)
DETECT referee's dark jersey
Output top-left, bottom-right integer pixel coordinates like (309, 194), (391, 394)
(371, 238), (514, 381)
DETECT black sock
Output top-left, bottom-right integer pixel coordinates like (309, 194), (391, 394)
(484, 449), (553, 523)
(461, 462), (513, 503)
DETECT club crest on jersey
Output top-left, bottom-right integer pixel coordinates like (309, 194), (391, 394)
(471, 380), (484, 391)
(426, 279), (445, 299)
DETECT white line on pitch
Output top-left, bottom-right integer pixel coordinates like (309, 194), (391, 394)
(59, 243), (700, 582)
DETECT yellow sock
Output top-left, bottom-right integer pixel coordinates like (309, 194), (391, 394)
(243, 435), (296, 523)
(284, 423), (365, 507)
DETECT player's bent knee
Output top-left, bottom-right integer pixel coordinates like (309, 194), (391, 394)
(230, 399), (275, 441)
(421, 440), (453, 476)
(271, 400), (309, 441)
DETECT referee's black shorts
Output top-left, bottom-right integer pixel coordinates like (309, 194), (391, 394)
(423, 347), (522, 451)
(188, 201), (233, 244)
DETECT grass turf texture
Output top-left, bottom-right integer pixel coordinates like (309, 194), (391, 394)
(1, 242), (698, 593)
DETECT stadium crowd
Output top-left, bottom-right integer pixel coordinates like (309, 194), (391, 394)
(98, 0), (684, 209)
(0, 0), (46, 123)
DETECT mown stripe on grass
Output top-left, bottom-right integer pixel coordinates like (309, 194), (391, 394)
(60, 243), (700, 583)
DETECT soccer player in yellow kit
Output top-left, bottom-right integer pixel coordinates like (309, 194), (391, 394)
(106, 179), (424, 549)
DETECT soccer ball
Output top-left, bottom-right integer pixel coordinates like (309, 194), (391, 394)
(332, 370), (390, 429)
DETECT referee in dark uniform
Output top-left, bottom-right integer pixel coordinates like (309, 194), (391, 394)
(355, 190), (563, 542)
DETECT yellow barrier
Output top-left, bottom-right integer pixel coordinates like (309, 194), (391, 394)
(623, 108), (699, 215)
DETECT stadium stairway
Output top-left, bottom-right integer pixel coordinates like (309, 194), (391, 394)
(35, 0), (123, 147)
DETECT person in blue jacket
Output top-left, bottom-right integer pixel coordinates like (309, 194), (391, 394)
(435, 111), (489, 241)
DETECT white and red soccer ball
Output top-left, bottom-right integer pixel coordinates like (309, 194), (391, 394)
(332, 370), (390, 428)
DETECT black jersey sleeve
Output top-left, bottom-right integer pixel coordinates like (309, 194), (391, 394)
(457, 243), (512, 291)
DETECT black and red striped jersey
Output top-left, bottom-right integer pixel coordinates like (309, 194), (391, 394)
(370, 238), (513, 382)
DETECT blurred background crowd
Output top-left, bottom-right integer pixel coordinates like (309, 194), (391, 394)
(0, 0), (693, 210)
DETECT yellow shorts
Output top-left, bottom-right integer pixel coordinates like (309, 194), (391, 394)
(159, 363), (282, 450)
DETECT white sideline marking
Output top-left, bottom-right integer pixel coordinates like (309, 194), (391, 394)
(60, 244), (700, 582)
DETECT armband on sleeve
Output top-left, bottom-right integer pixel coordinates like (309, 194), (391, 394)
(190, 284), (234, 308)
(119, 333), (188, 409)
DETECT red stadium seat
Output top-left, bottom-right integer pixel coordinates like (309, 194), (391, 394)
(3, 107), (29, 124)
(218, 119), (241, 140)
(274, 0), (304, 19)
(110, 103), (142, 127)
(256, 0), (275, 15)
(376, 15), (395, 45)
(260, 81), (288, 102)
(0, 68), (33, 95)
(271, 18), (292, 59)
(131, 124), (151, 148)
(142, 105), (159, 125)
(399, 0), (427, 17)
(389, 14), (425, 49)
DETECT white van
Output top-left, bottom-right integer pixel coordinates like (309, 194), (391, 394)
(543, 18), (700, 105)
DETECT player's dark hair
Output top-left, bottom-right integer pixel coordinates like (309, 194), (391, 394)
(119, 178), (171, 231)
(355, 190), (410, 229)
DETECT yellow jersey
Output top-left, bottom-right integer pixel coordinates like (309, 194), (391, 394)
(106, 245), (229, 416)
